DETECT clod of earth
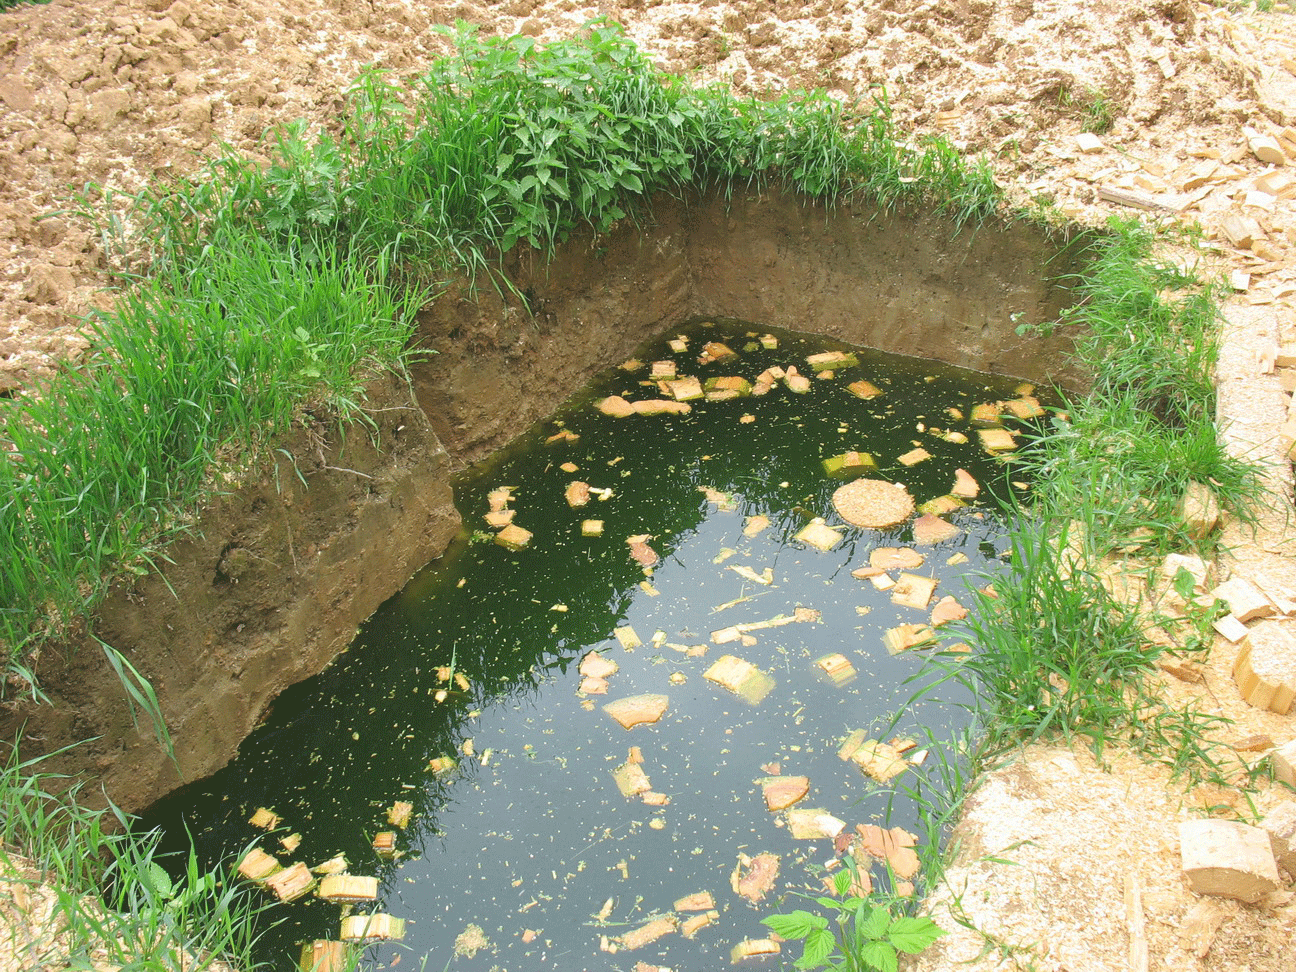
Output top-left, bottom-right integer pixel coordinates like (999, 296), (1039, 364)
(704, 654), (776, 704)
(602, 694), (670, 729)
(731, 852), (780, 903)
(832, 478), (915, 528)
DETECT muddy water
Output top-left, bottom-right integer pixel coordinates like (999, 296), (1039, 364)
(141, 321), (1043, 971)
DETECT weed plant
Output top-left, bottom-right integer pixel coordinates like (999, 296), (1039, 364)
(0, 744), (263, 970)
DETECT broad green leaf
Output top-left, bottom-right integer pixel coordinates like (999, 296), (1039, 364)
(801, 927), (836, 967)
(858, 905), (891, 941)
(886, 915), (947, 954)
(859, 940), (898, 972)
(144, 861), (174, 900)
(761, 910), (822, 941)
(832, 868), (853, 896)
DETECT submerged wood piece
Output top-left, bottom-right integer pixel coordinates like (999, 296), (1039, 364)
(580, 676), (609, 694)
(731, 852), (780, 902)
(730, 939), (781, 963)
(618, 917), (677, 951)
(484, 509), (514, 528)
(1002, 396), (1044, 419)
(705, 376), (753, 399)
(814, 652), (856, 685)
(743, 514), (771, 537)
(546, 428), (579, 445)
(340, 914), (406, 942)
(704, 655), (776, 704)
(300, 940), (350, 972)
(580, 650), (619, 679)
(822, 450), (877, 478)
(603, 694), (670, 729)
(615, 626), (643, 649)
(918, 495), (965, 516)
(852, 740), (909, 782)
(883, 623), (936, 654)
(794, 519), (842, 551)
(612, 760), (653, 797)
(846, 379), (883, 399)
(832, 479), (915, 529)
(318, 874), (379, 903)
(760, 775), (810, 811)
(266, 862), (316, 902)
(970, 403), (1002, 426)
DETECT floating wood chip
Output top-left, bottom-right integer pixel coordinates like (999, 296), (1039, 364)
(970, 403), (1001, 426)
(705, 376), (753, 399)
(760, 776), (810, 811)
(642, 791), (670, 806)
(670, 336), (689, 352)
(299, 940), (349, 972)
(249, 807), (280, 830)
(912, 513), (961, 545)
(759, 334), (778, 349)
(846, 379), (883, 399)
(743, 515), (771, 537)
(612, 760), (653, 797)
(340, 914), (406, 942)
(619, 917), (677, 951)
(897, 447), (932, 466)
(661, 376), (703, 401)
(603, 694), (670, 729)
(869, 547), (924, 570)
(952, 468), (980, 499)
(814, 653), (856, 685)
(704, 655), (776, 704)
(978, 428), (1018, 452)
(1002, 396), (1044, 419)
(387, 802), (412, 829)
(650, 360), (677, 379)
(786, 808), (847, 839)
(580, 675), (609, 694)
(822, 450), (877, 477)
(495, 524), (532, 550)
(807, 351), (858, 372)
(730, 939), (781, 963)
(238, 848), (280, 882)
(918, 495), (965, 516)
(582, 519), (604, 536)
(580, 651), (619, 679)
(891, 573), (938, 610)
(883, 623), (936, 654)
(280, 833), (302, 853)
(837, 729), (868, 762)
(372, 832), (396, 857)
(425, 756), (456, 776)
(783, 367), (812, 393)
(731, 852), (780, 902)
(931, 596), (969, 627)
(852, 740), (909, 782)
(312, 855), (348, 876)
(546, 429), (579, 445)
(565, 481), (591, 508)
(675, 891), (716, 912)
(832, 479), (915, 528)
(794, 519), (842, 551)
(615, 626), (643, 649)
(487, 487), (514, 512)
(266, 862), (316, 902)
(318, 875), (379, 903)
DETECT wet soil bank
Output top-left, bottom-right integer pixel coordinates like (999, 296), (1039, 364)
(1, 188), (1083, 814)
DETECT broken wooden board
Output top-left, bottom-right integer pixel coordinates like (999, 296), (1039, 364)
(495, 524), (533, 551)
(249, 807), (281, 830)
(299, 940), (350, 972)
(265, 862), (316, 902)
(318, 875), (379, 903)
(704, 654), (776, 704)
(814, 653), (856, 685)
(883, 623), (937, 654)
(731, 852), (780, 902)
(238, 847), (280, 882)
(340, 914), (406, 942)
(603, 694), (670, 729)
(612, 760), (653, 798)
(759, 776), (810, 811)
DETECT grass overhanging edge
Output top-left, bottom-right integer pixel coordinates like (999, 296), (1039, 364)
(0, 20), (1267, 971)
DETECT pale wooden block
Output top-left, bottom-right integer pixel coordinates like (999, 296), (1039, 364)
(1179, 819), (1280, 903)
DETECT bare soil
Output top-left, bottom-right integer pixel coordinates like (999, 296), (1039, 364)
(3, 1), (1296, 970)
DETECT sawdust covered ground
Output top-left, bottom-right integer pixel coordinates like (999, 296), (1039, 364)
(2, 1), (1296, 970)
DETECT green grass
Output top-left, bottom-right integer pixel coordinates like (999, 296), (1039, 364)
(0, 743), (264, 970)
(2, 19), (1000, 679)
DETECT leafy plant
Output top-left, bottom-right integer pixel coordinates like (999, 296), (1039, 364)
(762, 867), (946, 971)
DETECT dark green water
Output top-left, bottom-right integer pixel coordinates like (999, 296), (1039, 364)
(141, 321), (1042, 972)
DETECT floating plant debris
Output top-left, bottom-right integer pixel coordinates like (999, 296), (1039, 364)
(140, 320), (1048, 972)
